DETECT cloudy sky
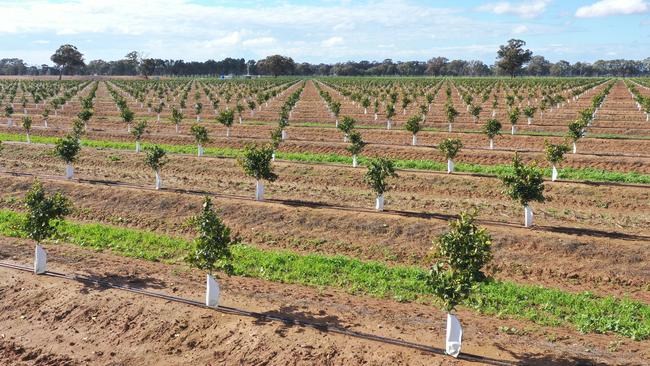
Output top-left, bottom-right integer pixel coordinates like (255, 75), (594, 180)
(1, 0), (649, 65)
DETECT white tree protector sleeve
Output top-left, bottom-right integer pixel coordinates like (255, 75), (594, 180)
(446, 313), (463, 358)
(375, 194), (384, 211)
(34, 244), (47, 274)
(206, 274), (220, 308)
(255, 180), (265, 201)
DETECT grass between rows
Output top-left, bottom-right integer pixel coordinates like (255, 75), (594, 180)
(3, 132), (650, 185)
(0, 209), (647, 340)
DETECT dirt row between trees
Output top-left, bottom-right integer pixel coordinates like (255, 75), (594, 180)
(2, 236), (648, 365)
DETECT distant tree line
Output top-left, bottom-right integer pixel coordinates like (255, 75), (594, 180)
(1, 41), (649, 77)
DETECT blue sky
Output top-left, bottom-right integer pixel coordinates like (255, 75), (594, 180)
(0, 0), (648, 65)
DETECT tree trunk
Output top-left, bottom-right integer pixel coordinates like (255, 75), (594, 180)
(527, 117), (532, 125)
(175, 124), (179, 134)
(44, 119), (48, 128)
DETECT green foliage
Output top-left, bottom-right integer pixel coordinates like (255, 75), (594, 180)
(54, 135), (80, 163)
(496, 39), (533, 77)
(523, 106), (536, 118)
(71, 118), (85, 139)
(445, 103), (459, 123)
(22, 180), (71, 243)
(131, 120), (148, 141)
(270, 127), (283, 150)
(405, 115), (422, 135)
(544, 140), (570, 165)
(120, 108), (134, 124)
(364, 158), (397, 195)
(238, 144), (277, 182)
(4, 105), (14, 117)
(144, 145), (168, 171)
(171, 107), (183, 125)
(217, 109), (235, 128)
(428, 212), (492, 312)
(190, 124), (210, 145)
(187, 197), (236, 275)
(21, 116), (32, 132)
(508, 106), (521, 126)
(346, 130), (366, 156)
(438, 138), (463, 160)
(330, 101), (341, 117)
(338, 116), (356, 135)
(500, 153), (545, 206)
(482, 119), (502, 139)
(567, 120), (587, 142)
(77, 108), (94, 122)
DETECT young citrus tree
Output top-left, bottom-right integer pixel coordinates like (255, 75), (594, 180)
(171, 107), (183, 134)
(217, 109), (235, 137)
(482, 118), (502, 150)
(438, 138), (463, 173)
(77, 108), (93, 127)
(187, 196), (237, 307)
(190, 124), (210, 157)
(364, 158), (397, 211)
(22, 116), (32, 143)
(71, 118), (85, 142)
(445, 103), (459, 133)
(544, 140), (570, 181)
(5, 105), (14, 127)
(508, 106), (520, 135)
(23, 180), (72, 274)
(469, 105), (482, 124)
(427, 211), (492, 358)
(385, 103), (396, 130)
(238, 144), (277, 201)
(338, 116), (356, 142)
(567, 120), (586, 154)
(131, 120), (148, 153)
(120, 108), (134, 133)
(195, 102), (203, 122)
(346, 130), (366, 168)
(42, 107), (51, 128)
(270, 127), (282, 161)
(145, 145), (168, 190)
(331, 101), (341, 127)
(405, 115), (422, 146)
(54, 134), (81, 179)
(523, 106), (536, 125)
(499, 153), (545, 227)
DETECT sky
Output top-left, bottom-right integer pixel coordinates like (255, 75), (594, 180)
(0, 0), (649, 66)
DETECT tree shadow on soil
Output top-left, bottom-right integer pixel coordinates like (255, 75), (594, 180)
(496, 344), (609, 366)
(252, 305), (346, 334)
(74, 271), (168, 294)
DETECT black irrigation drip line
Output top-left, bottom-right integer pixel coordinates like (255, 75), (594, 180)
(0, 261), (514, 366)
(4, 170), (650, 242)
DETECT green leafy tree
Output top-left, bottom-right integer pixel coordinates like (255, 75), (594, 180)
(499, 153), (545, 227)
(50, 44), (85, 80)
(544, 140), (570, 181)
(508, 106), (520, 135)
(469, 105), (482, 123)
(23, 180), (72, 245)
(5, 105), (14, 127)
(385, 103), (396, 129)
(364, 158), (397, 211)
(22, 116), (32, 143)
(131, 120), (148, 153)
(42, 107), (51, 128)
(331, 101), (341, 126)
(346, 131), (366, 168)
(187, 196), (236, 275)
(567, 120), (587, 154)
(496, 39), (533, 77)
(445, 103), (459, 132)
(145, 145), (168, 189)
(238, 144), (277, 201)
(77, 108), (93, 126)
(195, 102), (203, 122)
(482, 119), (502, 149)
(54, 135), (81, 179)
(217, 109), (235, 137)
(523, 106), (536, 125)
(171, 107), (183, 134)
(71, 118), (85, 141)
(405, 115), (422, 145)
(338, 116), (356, 142)
(270, 127), (283, 161)
(190, 124), (210, 156)
(427, 211), (492, 312)
(120, 108), (134, 132)
(438, 138), (463, 173)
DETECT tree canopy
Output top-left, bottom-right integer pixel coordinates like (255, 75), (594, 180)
(496, 39), (533, 77)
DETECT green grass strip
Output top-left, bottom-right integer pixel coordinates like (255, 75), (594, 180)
(3, 132), (650, 184)
(0, 209), (647, 340)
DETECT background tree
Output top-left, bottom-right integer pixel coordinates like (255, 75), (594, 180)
(190, 124), (210, 157)
(217, 109), (235, 137)
(496, 39), (533, 77)
(500, 153), (545, 227)
(54, 135), (81, 179)
(140, 58), (156, 79)
(145, 145), (168, 190)
(346, 130), (365, 168)
(405, 115), (422, 145)
(50, 44), (85, 80)
(364, 158), (397, 211)
(238, 144), (277, 201)
(544, 140), (570, 181)
(427, 211), (492, 357)
(439, 138), (463, 173)
(256, 55), (296, 77)
(482, 118), (502, 149)
(131, 120), (148, 153)
(22, 116), (32, 143)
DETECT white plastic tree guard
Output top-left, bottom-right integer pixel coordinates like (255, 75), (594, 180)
(281, 130), (287, 140)
(135, 141), (141, 153)
(34, 244), (47, 274)
(448, 123), (452, 133)
(489, 139), (494, 150)
(255, 180), (265, 201)
(7, 118), (13, 128)
(447, 159), (454, 174)
(446, 313), (463, 358)
(552, 165), (558, 181)
(65, 163), (74, 180)
(572, 142), (577, 154)
(527, 117), (532, 125)
(375, 194), (384, 211)
(198, 145), (204, 157)
(386, 120), (392, 130)
(44, 119), (48, 128)
(155, 170), (162, 190)
(352, 155), (358, 168)
(412, 135), (417, 146)
(511, 125), (516, 135)
(272, 152), (276, 162)
(206, 274), (220, 308)
(524, 205), (534, 227)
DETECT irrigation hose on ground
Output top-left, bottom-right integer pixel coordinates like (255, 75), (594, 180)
(0, 261), (514, 366)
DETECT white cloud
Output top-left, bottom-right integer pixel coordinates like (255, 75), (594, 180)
(477, 0), (551, 19)
(575, 0), (649, 17)
(512, 25), (529, 34)
(32, 40), (50, 45)
(321, 36), (344, 48)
